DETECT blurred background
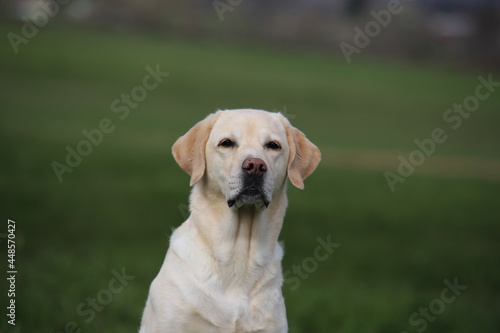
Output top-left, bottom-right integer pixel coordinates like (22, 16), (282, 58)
(1, 0), (499, 332)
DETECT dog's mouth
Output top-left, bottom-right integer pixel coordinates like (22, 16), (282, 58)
(227, 184), (270, 209)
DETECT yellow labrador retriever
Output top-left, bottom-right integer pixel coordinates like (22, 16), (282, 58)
(140, 109), (320, 333)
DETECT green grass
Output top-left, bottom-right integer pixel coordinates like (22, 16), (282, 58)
(1, 23), (499, 333)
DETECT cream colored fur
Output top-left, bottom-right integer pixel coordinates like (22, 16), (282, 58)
(139, 109), (320, 333)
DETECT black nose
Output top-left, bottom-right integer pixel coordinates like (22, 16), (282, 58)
(242, 158), (267, 176)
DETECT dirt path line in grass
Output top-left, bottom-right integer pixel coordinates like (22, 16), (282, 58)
(320, 147), (500, 181)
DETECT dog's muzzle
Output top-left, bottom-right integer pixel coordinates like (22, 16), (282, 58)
(227, 158), (270, 209)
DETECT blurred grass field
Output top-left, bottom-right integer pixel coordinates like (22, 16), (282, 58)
(1, 23), (499, 333)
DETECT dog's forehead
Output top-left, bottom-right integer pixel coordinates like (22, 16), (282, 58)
(212, 110), (286, 139)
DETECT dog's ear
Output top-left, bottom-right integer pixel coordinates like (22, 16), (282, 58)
(283, 118), (321, 189)
(172, 113), (217, 186)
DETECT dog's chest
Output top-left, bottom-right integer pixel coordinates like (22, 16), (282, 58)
(174, 245), (283, 330)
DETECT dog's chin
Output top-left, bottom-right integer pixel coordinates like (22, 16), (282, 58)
(227, 189), (270, 210)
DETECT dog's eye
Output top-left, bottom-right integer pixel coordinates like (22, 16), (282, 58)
(265, 141), (282, 150)
(218, 139), (234, 148)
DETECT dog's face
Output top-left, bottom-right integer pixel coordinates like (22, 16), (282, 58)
(172, 109), (320, 209)
(205, 110), (290, 208)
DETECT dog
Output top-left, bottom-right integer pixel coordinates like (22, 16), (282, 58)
(139, 109), (320, 333)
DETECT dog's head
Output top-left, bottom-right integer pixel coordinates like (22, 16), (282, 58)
(172, 109), (320, 209)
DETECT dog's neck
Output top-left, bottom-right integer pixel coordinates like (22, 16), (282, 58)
(187, 181), (288, 267)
